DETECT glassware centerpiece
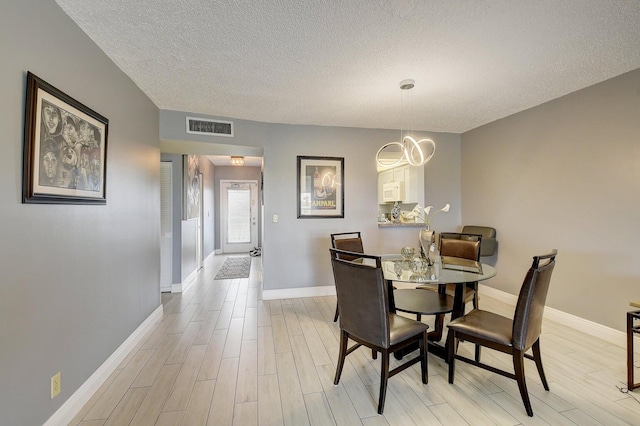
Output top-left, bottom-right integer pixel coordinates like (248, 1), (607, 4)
(400, 246), (415, 261)
(405, 203), (450, 266)
(409, 256), (430, 274)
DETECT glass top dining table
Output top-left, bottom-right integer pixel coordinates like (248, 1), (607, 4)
(379, 254), (496, 285)
(379, 254), (496, 360)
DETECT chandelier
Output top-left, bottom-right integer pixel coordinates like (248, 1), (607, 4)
(376, 79), (436, 168)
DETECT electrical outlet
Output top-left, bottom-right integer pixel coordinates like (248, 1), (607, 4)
(51, 372), (61, 399)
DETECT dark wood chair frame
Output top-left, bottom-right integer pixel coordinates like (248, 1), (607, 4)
(627, 309), (640, 391)
(447, 250), (557, 417)
(330, 248), (428, 414)
(330, 232), (364, 322)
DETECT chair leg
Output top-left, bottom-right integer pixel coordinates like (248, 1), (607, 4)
(420, 330), (429, 384)
(378, 351), (390, 414)
(472, 288), (481, 362)
(513, 350), (534, 417)
(334, 331), (348, 385)
(333, 304), (339, 322)
(532, 340), (549, 391)
(447, 330), (457, 383)
(372, 349), (377, 360)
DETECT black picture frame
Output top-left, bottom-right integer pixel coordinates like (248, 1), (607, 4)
(23, 72), (108, 204)
(297, 156), (344, 218)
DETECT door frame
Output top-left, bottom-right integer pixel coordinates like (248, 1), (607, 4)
(220, 180), (259, 253)
(160, 161), (173, 292)
(197, 172), (204, 269)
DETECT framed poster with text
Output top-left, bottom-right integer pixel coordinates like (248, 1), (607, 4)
(297, 156), (344, 218)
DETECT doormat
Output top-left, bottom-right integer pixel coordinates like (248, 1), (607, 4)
(214, 257), (251, 280)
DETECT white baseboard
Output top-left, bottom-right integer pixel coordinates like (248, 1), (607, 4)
(44, 304), (163, 426)
(167, 253), (215, 293)
(480, 285), (626, 348)
(262, 285), (336, 301)
(265, 283), (626, 347)
(172, 268), (198, 293)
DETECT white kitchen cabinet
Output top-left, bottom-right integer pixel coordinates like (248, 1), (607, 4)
(377, 163), (424, 205)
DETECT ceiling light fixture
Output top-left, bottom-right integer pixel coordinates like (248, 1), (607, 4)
(230, 156), (244, 166)
(376, 79), (436, 168)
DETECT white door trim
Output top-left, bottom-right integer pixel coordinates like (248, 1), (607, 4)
(221, 180), (258, 253)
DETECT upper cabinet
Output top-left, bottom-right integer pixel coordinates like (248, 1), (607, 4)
(377, 163), (425, 205)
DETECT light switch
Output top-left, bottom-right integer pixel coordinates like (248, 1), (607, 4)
(273, 214), (279, 223)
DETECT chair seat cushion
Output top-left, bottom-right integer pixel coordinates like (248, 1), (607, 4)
(389, 314), (428, 346)
(447, 310), (513, 346)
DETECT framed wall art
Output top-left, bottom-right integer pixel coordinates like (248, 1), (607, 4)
(183, 154), (201, 219)
(297, 156), (344, 218)
(23, 72), (108, 204)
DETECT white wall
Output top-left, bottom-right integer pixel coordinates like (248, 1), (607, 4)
(1, 1), (160, 424)
(461, 68), (640, 331)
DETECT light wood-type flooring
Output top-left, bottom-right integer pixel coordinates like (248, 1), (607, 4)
(71, 254), (640, 425)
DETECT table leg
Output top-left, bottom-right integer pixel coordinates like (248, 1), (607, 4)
(393, 282), (469, 361)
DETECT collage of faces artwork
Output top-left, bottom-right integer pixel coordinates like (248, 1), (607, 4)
(39, 100), (102, 191)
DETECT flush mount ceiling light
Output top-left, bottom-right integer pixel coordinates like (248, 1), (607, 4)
(230, 156), (244, 166)
(376, 79), (436, 168)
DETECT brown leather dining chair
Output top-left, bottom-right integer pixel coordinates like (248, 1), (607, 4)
(416, 233), (482, 355)
(330, 232), (364, 322)
(330, 248), (429, 414)
(436, 232), (483, 309)
(447, 250), (557, 417)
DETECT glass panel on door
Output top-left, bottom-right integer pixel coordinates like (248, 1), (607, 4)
(227, 188), (251, 244)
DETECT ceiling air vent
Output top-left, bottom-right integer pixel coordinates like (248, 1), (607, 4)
(186, 116), (234, 137)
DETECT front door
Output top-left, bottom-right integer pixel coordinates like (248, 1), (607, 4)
(221, 180), (258, 253)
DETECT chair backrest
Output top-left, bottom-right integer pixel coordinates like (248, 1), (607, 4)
(329, 248), (390, 348)
(439, 233), (482, 261)
(331, 232), (364, 261)
(461, 226), (497, 257)
(512, 250), (558, 351)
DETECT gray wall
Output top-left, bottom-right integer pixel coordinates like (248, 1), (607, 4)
(0, 1), (160, 425)
(461, 68), (640, 331)
(160, 111), (462, 291)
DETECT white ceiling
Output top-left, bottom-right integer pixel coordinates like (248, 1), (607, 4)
(56, 0), (640, 133)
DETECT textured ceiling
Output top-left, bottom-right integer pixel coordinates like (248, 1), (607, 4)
(55, 0), (640, 133)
